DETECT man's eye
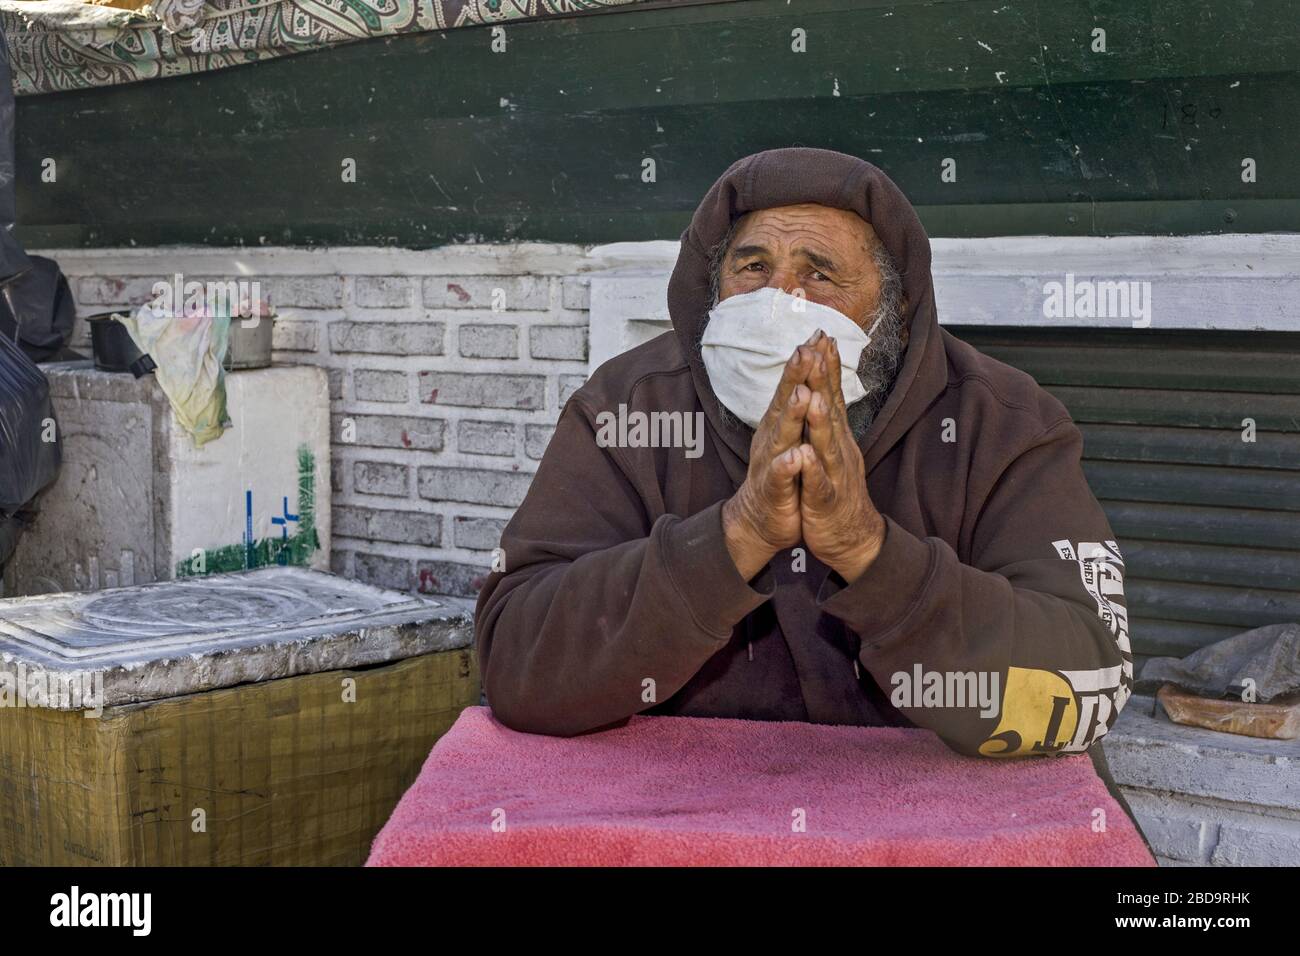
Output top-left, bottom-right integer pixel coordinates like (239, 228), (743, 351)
(742, 262), (766, 273)
(811, 270), (830, 281)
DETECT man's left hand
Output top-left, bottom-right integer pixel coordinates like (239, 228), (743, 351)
(797, 331), (887, 583)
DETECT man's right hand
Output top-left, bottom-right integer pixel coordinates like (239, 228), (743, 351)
(721, 334), (819, 581)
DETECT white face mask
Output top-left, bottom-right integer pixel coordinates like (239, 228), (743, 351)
(700, 286), (886, 430)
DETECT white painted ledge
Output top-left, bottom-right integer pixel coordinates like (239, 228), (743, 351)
(31, 243), (598, 277)
(28, 236), (1300, 380)
(584, 234), (1300, 372)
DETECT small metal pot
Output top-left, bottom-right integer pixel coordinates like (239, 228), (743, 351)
(87, 312), (156, 377)
(225, 313), (275, 371)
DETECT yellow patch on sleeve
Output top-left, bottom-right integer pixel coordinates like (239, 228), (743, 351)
(978, 666), (1079, 757)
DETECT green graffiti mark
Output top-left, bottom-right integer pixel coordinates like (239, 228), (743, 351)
(175, 444), (321, 577)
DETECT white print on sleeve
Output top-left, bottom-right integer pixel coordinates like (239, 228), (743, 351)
(1053, 539), (1133, 697)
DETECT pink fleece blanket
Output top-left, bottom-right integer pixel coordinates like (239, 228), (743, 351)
(368, 706), (1153, 866)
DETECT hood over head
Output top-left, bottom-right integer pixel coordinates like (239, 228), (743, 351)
(666, 147), (946, 474)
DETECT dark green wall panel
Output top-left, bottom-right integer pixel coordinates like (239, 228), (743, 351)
(1045, 385), (1300, 430)
(1099, 500), (1300, 549)
(1120, 540), (1300, 590)
(952, 326), (1300, 660)
(12, 0), (1300, 247)
(958, 337), (1300, 392)
(1125, 579), (1300, 627)
(1079, 423), (1300, 469)
(1130, 618), (1255, 657)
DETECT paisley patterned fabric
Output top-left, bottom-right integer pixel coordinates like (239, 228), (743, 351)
(2, 0), (654, 95)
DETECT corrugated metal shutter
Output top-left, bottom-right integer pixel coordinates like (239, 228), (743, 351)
(951, 328), (1300, 664)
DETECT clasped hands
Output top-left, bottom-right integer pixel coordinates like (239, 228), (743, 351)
(721, 330), (887, 583)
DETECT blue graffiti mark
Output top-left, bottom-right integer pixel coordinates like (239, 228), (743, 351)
(270, 495), (300, 565)
(238, 489), (302, 567)
(271, 496), (300, 538)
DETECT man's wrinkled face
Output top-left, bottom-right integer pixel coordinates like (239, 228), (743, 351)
(716, 203), (885, 328)
(704, 201), (909, 441)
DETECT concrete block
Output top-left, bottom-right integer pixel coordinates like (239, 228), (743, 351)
(354, 369), (410, 403)
(530, 324), (588, 361)
(418, 371), (544, 410)
(354, 276), (416, 308)
(328, 321), (445, 356)
(423, 275), (550, 311)
(458, 420), (517, 457)
(3, 363), (331, 596)
(417, 466), (532, 507)
(353, 460), (409, 497)
(458, 324), (519, 359)
(453, 516), (507, 551)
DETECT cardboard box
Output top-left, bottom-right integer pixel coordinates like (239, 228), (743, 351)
(0, 567), (477, 865)
(0, 650), (478, 866)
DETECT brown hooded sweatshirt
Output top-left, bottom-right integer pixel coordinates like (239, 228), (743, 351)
(474, 147), (1134, 758)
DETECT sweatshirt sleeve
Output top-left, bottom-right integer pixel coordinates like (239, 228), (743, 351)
(819, 419), (1133, 758)
(474, 397), (774, 737)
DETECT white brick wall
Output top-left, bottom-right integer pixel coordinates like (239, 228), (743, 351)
(40, 244), (599, 600)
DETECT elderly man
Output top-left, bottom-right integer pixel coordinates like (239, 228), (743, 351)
(475, 147), (1133, 759)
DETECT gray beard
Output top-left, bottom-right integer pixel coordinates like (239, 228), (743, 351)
(705, 298), (907, 444)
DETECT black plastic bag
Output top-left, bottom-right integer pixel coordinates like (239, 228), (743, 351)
(0, 329), (60, 515)
(0, 17), (57, 574)
(0, 256), (77, 361)
(0, 511), (22, 573)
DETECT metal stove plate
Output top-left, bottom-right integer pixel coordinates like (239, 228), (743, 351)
(0, 567), (449, 664)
